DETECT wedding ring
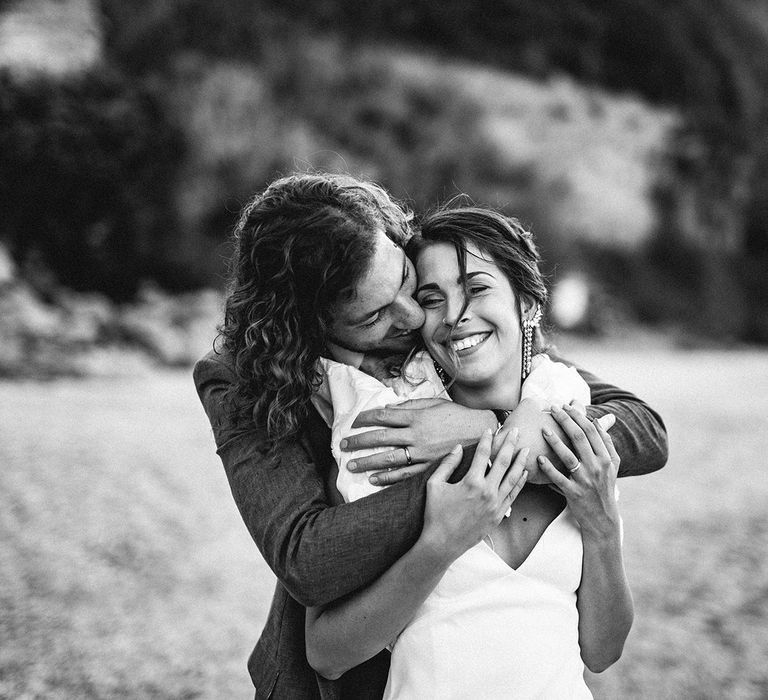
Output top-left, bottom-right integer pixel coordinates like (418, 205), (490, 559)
(403, 446), (413, 466)
(568, 461), (582, 474)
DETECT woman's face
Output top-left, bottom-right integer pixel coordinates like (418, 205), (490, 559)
(415, 241), (523, 395)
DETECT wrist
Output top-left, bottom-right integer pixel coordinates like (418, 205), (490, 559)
(580, 518), (622, 549)
(416, 529), (464, 569)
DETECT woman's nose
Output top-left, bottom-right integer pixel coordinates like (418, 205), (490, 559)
(442, 297), (470, 327)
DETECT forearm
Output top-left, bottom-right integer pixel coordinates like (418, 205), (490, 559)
(585, 397), (667, 477)
(576, 531), (634, 673)
(196, 356), (428, 607)
(305, 537), (453, 680)
(222, 433), (429, 606)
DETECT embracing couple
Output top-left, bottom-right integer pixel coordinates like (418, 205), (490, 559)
(194, 172), (668, 699)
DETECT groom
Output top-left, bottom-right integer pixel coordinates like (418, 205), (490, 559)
(194, 172), (668, 699)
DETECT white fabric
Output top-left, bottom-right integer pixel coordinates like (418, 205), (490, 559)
(312, 351), (590, 502)
(313, 351), (597, 698)
(384, 508), (591, 700)
(312, 351), (449, 502)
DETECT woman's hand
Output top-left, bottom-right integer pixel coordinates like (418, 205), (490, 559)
(342, 398), (497, 485)
(537, 404), (621, 542)
(420, 428), (528, 562)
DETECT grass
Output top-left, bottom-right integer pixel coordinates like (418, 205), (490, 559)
(1, 337), (767, 699)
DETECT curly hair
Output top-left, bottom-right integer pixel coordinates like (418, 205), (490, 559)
(408, 205), (548, 379)
(218, 172), (413, 444)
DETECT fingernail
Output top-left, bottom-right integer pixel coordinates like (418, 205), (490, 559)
(550, 404), (561, 413)
(369, 475), (380, 485)
(520, 447), (530, 459)
(451, 444), (462, 454)
(510, 427), (519, 441)
(340, 439), (348, 449)
(521, 470), (528, 480)
(537, 455), (546, 464)
(347, 461), (357, 472)
(562, 403), (572, 411)
(543, 428), (553, 437)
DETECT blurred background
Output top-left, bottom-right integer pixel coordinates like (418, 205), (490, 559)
(1, 1), (766, 698)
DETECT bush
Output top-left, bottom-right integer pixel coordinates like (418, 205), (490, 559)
(0, 68), (186, 300)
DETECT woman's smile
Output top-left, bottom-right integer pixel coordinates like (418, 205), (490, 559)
(448, 331), (492, 356)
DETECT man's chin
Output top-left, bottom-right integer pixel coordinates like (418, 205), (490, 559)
(375, 334), (419, 355)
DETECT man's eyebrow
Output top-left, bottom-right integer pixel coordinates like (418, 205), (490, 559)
(351, 248), (408, 324)
(416, 270), (492, 295)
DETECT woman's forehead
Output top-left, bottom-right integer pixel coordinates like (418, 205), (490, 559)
(418, 241), (497, 275)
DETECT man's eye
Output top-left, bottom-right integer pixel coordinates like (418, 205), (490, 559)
(361, 315), (380, 328)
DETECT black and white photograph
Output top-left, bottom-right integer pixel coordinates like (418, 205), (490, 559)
(1, 1), (767, 698)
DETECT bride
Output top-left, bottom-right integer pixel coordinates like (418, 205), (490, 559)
(305, 206), (633, 698)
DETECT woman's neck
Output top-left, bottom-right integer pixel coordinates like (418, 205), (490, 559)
(449, 372), (523, 412)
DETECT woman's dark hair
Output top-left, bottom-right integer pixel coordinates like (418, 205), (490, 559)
(218, 172), (413, 444)
(408, 205), (548, 377)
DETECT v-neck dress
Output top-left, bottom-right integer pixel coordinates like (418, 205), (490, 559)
(314, 352), (594, 698)
(383, 506), (592, 699)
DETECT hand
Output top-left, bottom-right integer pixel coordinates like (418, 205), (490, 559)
(537, 404), (621, 541)
(499, 398), (614, 482)
(341, 398), (496, 486)
(421, 429), (529, 562)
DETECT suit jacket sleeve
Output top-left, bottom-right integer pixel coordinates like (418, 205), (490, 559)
(548, 349), (668, 477)
(194, 349), (668, 608)
(194, 351), (429, 608)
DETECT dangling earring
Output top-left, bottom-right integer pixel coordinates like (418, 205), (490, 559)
(521, 304), (542, 380)
(433, 360), (449, 386)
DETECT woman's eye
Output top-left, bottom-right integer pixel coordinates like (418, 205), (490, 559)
(469, 285), (488, 295)
(418, 296), (443, 308)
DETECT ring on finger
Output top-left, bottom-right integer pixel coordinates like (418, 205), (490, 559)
(403, 446), (413, 466)
(568, 461), (582, 474)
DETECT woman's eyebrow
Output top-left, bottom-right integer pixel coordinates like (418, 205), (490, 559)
(417, 270), (493, 294)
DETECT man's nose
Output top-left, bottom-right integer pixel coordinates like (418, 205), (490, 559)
(395, 294), (425, 329)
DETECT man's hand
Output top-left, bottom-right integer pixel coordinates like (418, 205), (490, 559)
(341, 398), (497, 486)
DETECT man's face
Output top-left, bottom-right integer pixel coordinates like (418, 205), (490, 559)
(327, 229), (424, 356)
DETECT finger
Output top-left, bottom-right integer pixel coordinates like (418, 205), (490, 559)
(488, 430), (521, 488)
(568, 400), (587, 415)
(391, 398), (447, 410)
(491, 426), (519, 457)
(596, 413), (616, 431)
(537, 455), (575, 493)
(371, 463), (430, 486)
(562, 404), (609, 460)
(341, 428), (408, 452)
(595, 419), (621, 467)
(498, 447), (529, 496)
(466, 428), (494, 480)
(541, 425), (582, 474)
(351, 407), (412, 429)
(347, 445), (417, 473)
(549, 405), (598, 464)
(502, 469), (528, 509)
(427, 445), (463, 484)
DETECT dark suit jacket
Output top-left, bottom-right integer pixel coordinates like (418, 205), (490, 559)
(194, 349), (667, 699)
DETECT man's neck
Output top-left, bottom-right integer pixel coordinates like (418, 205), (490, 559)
(325, 341), (365, 370)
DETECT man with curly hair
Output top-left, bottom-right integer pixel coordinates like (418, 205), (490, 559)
(194, 172), (668, 699)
